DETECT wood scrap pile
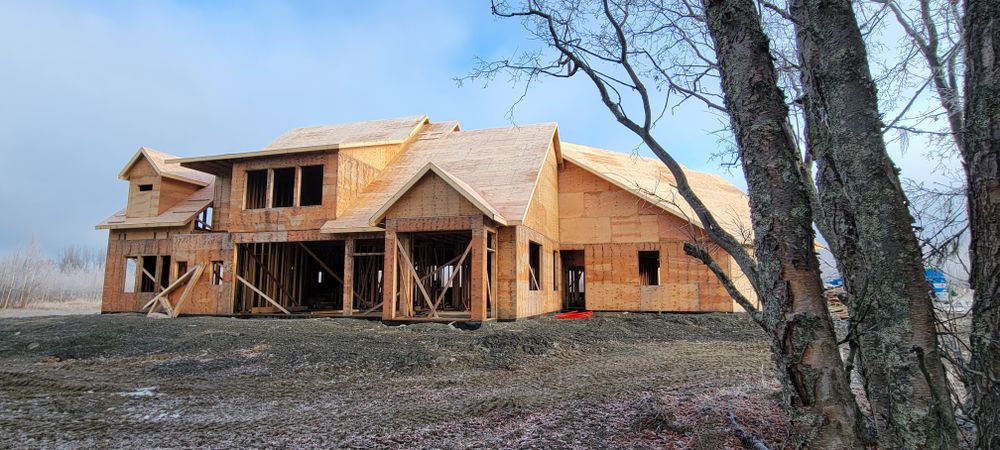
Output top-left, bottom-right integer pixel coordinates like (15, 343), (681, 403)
(824, 286), (850, 320)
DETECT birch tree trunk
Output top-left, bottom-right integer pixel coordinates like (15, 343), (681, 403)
(701, 0), (865, 446)
(791, 0), (959, 447)
(962, 0), (1000, 445)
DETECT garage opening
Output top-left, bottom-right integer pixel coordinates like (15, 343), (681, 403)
(234, 241), (345, 314)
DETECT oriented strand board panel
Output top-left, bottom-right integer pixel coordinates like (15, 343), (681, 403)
(158, 178), (201, 214)
(511, 225), (562, 319)
(125, 158), (159, 218)
(99, 184), (213, 230)
(266, 116), (428, 151)
(384, 172), (481, 219)
(336, 153), (382, 217)
(101, 229), (174, 313)
(495, 226), (519, 318)
(228, 152), (339, 233)
(170, 232), (235, 315)
(522, 142), (561, 241)
(559, 163), (738, 313)
(322, 123), (559, 232)
(562, 143), (751, 239)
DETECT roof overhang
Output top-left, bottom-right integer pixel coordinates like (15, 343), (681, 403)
(119, 147), (212, 187)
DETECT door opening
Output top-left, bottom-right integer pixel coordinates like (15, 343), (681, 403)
(561, 250), (585, 310)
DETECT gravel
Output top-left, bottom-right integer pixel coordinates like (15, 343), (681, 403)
(0, 312), (780, 449)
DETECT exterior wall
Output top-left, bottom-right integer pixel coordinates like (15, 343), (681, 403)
(170, 233), (234, 315)
(125, 158), (160, 218)
(521, 142), (561, 241)
(102, 228), (176, 312)
(101, 227), (233, 315)
(123, 158), (201, 217)
(340, 143), (406, 171)
(557, 161), (740, 313)
(336, 154), (382, 218)
(228, 152), (339, 233)
(509, 225), (562, 318)
(497, 143), (563, 320)
(213, 172), (232, 230)
(158, 178), (201, 214)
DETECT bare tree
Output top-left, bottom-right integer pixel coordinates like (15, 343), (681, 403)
(468, 1), (865, 446)
(961, 0), (999, 444)
(792, 0), (961, 447)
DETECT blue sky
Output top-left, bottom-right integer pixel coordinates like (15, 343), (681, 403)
(0, 1), (947, 256)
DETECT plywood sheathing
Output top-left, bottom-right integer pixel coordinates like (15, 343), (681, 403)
(101, 230), (173, 312)
(97, 183), (214, 230)
(322, 123), (558, 233)
(557, 161), (743, 312)
(374, 163), (508, 225)
(119, 147), (215, 187)
(265, 115), (428, 151)
(227, 152), (339, 234)
(168, 116), (430, 174)
(561, 142), (752, 239)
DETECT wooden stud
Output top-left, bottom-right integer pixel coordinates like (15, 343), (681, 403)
(237, 275), (290, 314)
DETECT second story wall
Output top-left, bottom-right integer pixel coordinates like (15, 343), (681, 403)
(125, 158), (159, 218)
(227, 152), (339, 233)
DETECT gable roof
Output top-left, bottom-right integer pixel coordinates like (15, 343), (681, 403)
(119, 147), (214, 187)
(561, 142), (752, 239)
(96, 182), (214, 230)
(370, 162), (509, 226)
(321, 122), (558, 233)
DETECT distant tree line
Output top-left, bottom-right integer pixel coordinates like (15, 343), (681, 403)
(0, 240), (104, 309)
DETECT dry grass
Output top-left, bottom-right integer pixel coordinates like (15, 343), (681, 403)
(0, 242), (103, 311)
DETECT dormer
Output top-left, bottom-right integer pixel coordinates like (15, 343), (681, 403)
(119, 147), (214, 218)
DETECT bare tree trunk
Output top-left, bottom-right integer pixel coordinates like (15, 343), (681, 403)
(792, 0), (959, 447)
(962, 0), (1000, 445)
(701, 0), (865, 446)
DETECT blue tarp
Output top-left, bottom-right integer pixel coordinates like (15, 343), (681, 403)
(827, 268), (949, 301)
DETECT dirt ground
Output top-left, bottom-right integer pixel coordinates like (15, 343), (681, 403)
(0, 312), (786, 449)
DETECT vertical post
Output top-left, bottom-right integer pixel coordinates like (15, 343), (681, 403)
(266, 169), (274, 208)
(471, 217), (488, 321)
(382, 224), (398, 320)
(397, 234), (414, 318)
(343, 237), (354, 315)
(293, 166), (302, 207)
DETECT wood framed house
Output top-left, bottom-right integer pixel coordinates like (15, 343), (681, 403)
(97, 116), (756, 321)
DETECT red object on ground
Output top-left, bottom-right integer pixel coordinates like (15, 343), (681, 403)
(555, 310), (593, 319)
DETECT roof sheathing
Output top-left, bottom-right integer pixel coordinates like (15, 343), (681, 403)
(168, 116), (430, 167)
(560, 142), (752, 239)
(119, 147), (214, 187)
(321, 123), (557, 233)
(96, 182), (214, 230)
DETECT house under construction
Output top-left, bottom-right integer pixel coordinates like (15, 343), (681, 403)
(97, 116), (755, 321)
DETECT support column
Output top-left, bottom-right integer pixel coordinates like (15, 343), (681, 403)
(342, 237), (354, 315)
(397, 234), (414, 318)
(471, 217), (488, 321)
(382, 225), (398, 320)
